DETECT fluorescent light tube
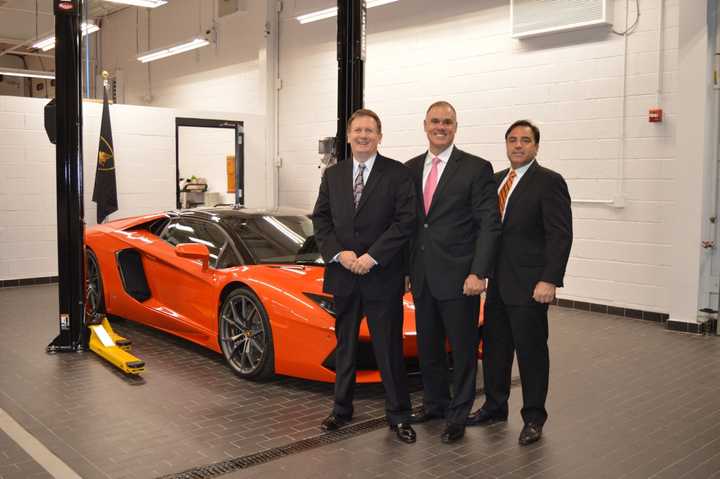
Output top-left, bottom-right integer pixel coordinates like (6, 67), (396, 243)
(32, 22), (100, 51)
(296, 0), (399, 24)
(32, 36), (55, 51)
(367, 0), (400, 7)
(0, 67), (55, 79)
(297, 7), (337, 24)
(104, 0), (167, 7)
(137, 37), (210, 63)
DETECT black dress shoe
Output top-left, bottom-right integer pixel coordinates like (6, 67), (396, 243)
(441, 423), (465, 444)
(389, 422), (417, 443)
(466, 408), (508, 426)
(409, 408), (445, 424)
(320, 414), (349, 431)
(518, 423), (543, 446)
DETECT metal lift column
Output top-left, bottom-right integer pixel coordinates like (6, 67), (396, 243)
(335, 0), (367, 163)
(47, 0), (86, 352)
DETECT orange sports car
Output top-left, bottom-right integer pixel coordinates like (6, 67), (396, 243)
(85, 207), (435, 383)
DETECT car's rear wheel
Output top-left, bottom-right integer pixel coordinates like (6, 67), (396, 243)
(219, 288), (274, 380)
(86, 250), (105, 318)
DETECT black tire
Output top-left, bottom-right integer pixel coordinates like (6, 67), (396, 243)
(219, 288), (275, 380)
(86, 250), (106, 319)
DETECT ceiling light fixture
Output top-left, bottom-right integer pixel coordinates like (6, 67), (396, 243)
(137, 36), (210, 63)
(0, 67), (55, 79)
(32, 22), (100, 51)
(104, 0), (167, 7)
(296, 0), (399, 24)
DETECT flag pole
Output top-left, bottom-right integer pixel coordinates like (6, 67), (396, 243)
(92, 70), (119, 224)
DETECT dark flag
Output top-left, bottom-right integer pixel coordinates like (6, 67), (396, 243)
(92, 84), (118, 223)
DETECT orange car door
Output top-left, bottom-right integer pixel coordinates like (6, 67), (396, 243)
(141, 218), (225, 338)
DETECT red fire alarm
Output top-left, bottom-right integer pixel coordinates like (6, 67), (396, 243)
(649, 108), (663, 123)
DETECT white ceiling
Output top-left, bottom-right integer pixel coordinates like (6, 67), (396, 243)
(0, 0), (128, 62)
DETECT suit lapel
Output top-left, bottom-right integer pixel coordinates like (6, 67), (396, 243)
(426, 147), (462, 218)
(407, 156), (426, 219)
(339, 158), (355, 212)
(503, 160), (539, 223)
(355, 155), (387, 215)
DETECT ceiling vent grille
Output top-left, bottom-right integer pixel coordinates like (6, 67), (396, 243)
(511, 0), (613, 39)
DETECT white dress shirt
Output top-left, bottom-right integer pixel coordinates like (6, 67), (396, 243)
(422, 145), (453, 190)
(353, 154), (376, 187)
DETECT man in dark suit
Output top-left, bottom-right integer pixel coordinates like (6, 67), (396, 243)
(467, 120), (572, 446)
(406, 101), (501, 443)
(312, 109), (418, 444)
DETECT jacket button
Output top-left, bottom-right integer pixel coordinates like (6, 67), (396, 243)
(423, 223), (428, 228)
(420, 245), (425, 251)
(354, 231), (359, 237)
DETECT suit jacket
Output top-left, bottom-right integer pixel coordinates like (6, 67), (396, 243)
(489, 160), (573, 305)
(312, 154), (417, 300)
(406, 147), (501, 301)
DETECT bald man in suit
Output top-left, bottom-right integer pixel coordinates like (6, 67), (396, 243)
(406, 101), (501, 444)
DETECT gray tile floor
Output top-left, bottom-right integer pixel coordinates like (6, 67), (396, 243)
(2, 284), (720, 479)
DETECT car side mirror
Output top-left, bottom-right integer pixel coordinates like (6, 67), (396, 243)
(175, 243), (210, 270)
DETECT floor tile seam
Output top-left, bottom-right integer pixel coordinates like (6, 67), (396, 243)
(0, 390), (111, 479)
(675, 449), (720, 479)
(0, 407), (83, 479)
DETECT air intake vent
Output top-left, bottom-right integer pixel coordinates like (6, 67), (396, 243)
(511, 0), (613, 39)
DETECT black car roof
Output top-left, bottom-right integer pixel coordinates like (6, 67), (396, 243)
(170, 206), (310, 222)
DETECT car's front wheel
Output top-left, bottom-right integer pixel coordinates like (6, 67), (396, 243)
(219, 288), (275, 380)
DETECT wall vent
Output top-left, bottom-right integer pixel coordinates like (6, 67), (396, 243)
(511, 0), (613, 39)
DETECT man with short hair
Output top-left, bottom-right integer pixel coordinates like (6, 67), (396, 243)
(406, 101), (501, 443)
(467, 120), (572, 446)
(312, 108), (418, 444)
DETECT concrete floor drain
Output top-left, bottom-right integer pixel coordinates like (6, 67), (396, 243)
(155, 416), (390, 479)
(156, 381), (518, 479)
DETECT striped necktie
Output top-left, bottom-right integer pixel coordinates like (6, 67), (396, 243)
(498, 169), (517, 218)
(354, 163), (366, 208)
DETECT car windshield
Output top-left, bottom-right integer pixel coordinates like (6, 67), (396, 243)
(223, 215), (324, 265)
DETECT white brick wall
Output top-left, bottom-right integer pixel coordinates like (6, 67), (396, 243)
(0, 96), (266, 280)
(2, 0), (705, 317)
(277, 0), (680, 313)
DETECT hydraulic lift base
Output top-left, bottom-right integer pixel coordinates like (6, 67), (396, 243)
(88, 317), (145, 375)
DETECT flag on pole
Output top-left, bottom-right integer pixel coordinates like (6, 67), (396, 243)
(92, 79), (118, 223)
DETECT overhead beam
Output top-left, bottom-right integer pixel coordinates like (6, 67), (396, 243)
(0, 28), (54, 59)
(0, 6), (53, 15)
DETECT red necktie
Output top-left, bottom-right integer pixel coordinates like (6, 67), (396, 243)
(423, 157), (441, 214)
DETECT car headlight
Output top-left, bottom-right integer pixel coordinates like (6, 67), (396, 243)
(304, 292), (336, 317)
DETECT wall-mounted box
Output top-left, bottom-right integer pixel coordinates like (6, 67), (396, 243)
(511, 0), (614, 39)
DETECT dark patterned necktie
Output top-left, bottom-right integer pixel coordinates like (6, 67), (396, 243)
(354, 164), (366, 208)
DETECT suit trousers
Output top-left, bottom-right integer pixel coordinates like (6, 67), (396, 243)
(414, 282), (481, 425)
(332, 292), (412, 426)
(481, 297), (549, 425)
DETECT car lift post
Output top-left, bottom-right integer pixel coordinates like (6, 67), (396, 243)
(335, 0), (366, 163)
(44, 0), (145, 374)
(47, 0), (86, 353)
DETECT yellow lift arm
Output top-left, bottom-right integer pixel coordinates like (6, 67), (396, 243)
(88, 317), (145, 375)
